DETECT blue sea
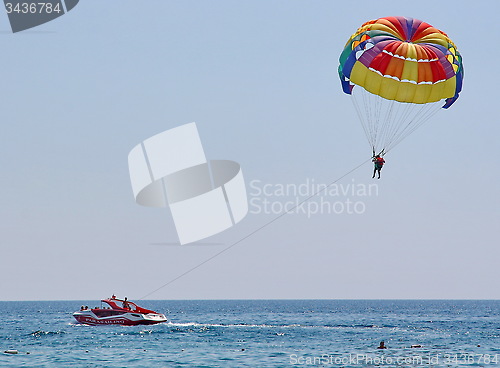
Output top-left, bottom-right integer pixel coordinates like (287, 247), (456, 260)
(1, 300), (499, 367)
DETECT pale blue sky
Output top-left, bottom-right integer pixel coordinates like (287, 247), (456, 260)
(1, 0), (498, 301)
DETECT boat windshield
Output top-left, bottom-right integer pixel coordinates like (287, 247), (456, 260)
(101, 297), (157, 314)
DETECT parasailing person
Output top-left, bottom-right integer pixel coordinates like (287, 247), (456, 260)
(338, 16), (464, 176)
(372, 153), (385, 179)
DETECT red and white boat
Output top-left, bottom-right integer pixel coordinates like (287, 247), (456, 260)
(73, 296), (167, 326)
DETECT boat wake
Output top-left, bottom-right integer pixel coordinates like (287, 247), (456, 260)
(167, 322), (384, 330)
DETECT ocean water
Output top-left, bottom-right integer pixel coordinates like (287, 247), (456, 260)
(1, 300), (499, 367)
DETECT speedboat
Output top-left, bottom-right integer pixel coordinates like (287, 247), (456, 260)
(73, 296), (167, 326)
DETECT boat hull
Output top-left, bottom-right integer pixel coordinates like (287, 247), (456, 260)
(73, 311), (167, 326)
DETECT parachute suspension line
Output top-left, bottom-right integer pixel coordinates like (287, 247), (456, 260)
(351, 91), (369, 146)
(367, 89), (380, 149)
(367, 91), (377, 147)
(388, 103), (429, 149)
(382, 100), (414, 151)
(351, 89), (375, 150)
(378, 98), (400, 152)
(386, 101), (442, 153)
(352, 87), (444, 155)
(393, 102), (440, 151)
(382, 101), (401, 147)
(373, 91), (384, 149)
(138, 158), (372, 300)
(362, 87), (376, 148)
(385, 102), (441, 153)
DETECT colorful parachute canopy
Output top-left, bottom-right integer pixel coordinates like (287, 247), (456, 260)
(338, 16), (464, 154)
(339, 16), (463, 108)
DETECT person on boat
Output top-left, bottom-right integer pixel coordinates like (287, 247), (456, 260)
(122, 297), (130, 309)
(372, 154), (385, 179)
